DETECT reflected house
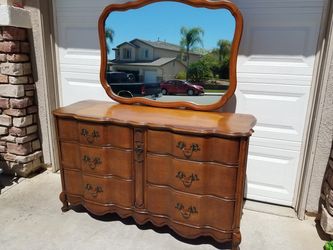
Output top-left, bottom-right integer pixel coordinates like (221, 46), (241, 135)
(109, 38), (201, 83)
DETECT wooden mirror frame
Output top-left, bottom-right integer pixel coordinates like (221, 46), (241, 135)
(98, 0), (243, 111)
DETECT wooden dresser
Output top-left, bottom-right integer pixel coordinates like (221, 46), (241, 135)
(53, 100), (256, 249)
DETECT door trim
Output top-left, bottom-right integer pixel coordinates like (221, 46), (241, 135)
(295, 0), (332, 219)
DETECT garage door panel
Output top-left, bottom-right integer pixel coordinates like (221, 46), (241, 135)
(54, 0), (325, 206)
(238, 13), (321, 77)
(60, 64), (100, 74)
(233, 0), (324, 205)
(57, 21), (100, 67)
(246, 145), (300, 206)
(60, 72), (109, 105)
(236, 84), (310, 142)
(144, 70), (157, 83)
(234, 0), (324, 10)
(250, 137), (301, 152)
(56, 0), (121, 10)
(238, 73), (312, 86)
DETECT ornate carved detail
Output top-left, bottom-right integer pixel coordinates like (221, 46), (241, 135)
(134, 143), (144, 155)
(176, 141), (200, 158)
(175, 202), (198, 219)
(80, 128), (100, 144)
(134, 128), (145, 208)
(85, 183), (103, 198)
(82, 155), (102, 169)
(232, 232), (242, 250)
(176, 171), (199, 188)
(59, 191), (69, 212)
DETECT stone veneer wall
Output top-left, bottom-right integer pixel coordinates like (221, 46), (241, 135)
(0, 26), (43, 177)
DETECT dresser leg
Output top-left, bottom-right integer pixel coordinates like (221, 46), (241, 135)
(59, 192), (69, 212)
(232, 232), (241, 250)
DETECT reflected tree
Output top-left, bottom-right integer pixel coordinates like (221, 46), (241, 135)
(105, 28), (115, 59)
(217, 39), (231, 63)
(180, 27), (204, 80)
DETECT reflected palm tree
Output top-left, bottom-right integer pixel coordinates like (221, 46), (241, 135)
(217, 39), (231, 62)
(180, 27), (204, 80)
(105, 28), (115, 58)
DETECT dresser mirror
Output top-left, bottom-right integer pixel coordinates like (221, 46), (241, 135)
(98, 0), (243, 111)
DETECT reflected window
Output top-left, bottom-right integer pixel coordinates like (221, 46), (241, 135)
(123, 48), (132, 59)
(144, 49), (149, 58)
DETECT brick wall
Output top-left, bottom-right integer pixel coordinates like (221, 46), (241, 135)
(0, 26), (43, 177)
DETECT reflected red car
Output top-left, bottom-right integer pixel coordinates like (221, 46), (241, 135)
(160, 80), (204, 96)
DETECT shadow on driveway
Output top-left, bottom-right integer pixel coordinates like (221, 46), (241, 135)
(71, 205), (232, 249)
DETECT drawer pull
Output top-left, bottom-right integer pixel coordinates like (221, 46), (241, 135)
(81, 128), (100, 144)
(175, 203), (198, 219)
(134, 144), (144, 154)
(82, 155), (102, 170)
(85, 183), (103, 198)
(176, 171), (199, 188)
(176, 141), (200, 159)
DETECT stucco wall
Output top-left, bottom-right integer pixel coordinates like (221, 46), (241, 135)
(118, 44), (136, 61)
(306, 56), (333, 212)
(162, 60), (186, 80)
(305, 6), (333, 212)
(132, 40), (154, 61)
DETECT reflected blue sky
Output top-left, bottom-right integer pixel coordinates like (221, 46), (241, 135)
(105, 1), (235, 59)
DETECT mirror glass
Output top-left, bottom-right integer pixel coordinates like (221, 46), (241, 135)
(103, 1), (235, 105)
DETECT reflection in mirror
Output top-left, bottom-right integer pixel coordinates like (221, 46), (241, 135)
(104, 1), (235, 105)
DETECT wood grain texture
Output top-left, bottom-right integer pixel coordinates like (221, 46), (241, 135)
(98, 0), (243, 111)
(80, 145), (132, 179)
(147, 130), (240, 164)
(53, 100), (256, 137)
(54, 100), (255, 249)
(146, 154), (238, 198)
(146, 184), (235, 230)
(82, 175), (133, 207)
(60, 142), (80, 170)
(57, 119), (78, 141)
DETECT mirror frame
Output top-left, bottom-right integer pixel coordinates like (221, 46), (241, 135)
(98, 0), (243, 111)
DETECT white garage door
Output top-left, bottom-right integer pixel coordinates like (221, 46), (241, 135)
(54, 0), (325, 206)
(144, 70), (157, 83)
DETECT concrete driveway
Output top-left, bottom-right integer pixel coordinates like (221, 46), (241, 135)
(0, 170), (328, 250)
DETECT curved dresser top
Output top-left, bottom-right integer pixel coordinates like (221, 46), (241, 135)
(53, 100), (256, 137)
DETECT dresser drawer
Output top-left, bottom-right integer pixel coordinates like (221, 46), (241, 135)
(63, 169), (83, 196)
(60, 142), (80, 170)
(82, 175), (133, 207)
(60, 143), (132, 178)
(78, 122), (133, 148)
(147, 130), (240, 164)
(57, 119), (79, 141)
(80, 146), (132, 179)
(147, 154), (237, 199)
(146, 185), (235, 230)
(57, 118), (133, 148)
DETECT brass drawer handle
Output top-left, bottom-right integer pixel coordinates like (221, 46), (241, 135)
(81, 128), (100, 144)
(175, 203), (198, 219)
(82, 155), (102, 170)
(176, 141), (200, 159)
(176, 171), (199, 188)
(85, 183), (103, 198)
